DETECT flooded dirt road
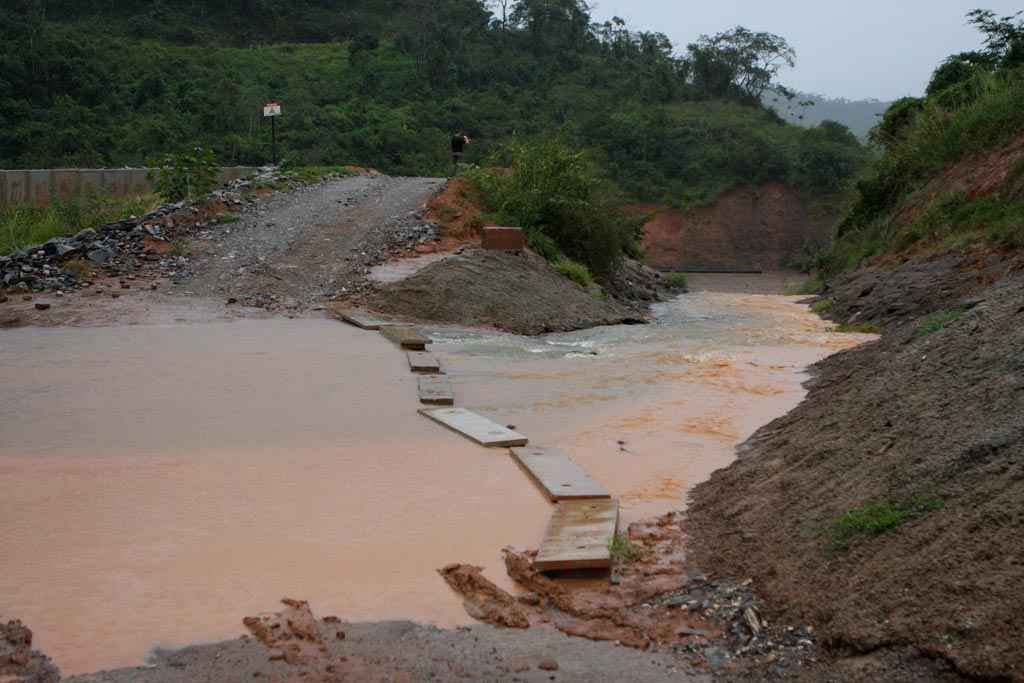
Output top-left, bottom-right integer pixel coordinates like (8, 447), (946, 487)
(0, 291), (869, 675)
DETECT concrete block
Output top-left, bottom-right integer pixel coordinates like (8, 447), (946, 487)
(30, 170), (52, 207)
(482, 226), (526, 251)
(53, 169), (80, 201)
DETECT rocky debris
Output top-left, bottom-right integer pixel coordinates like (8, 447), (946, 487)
(821, 250), (1022, 327)
(0, 166), (298, 297)
(0, 619), (60, 682)
(438, 564), (531, 629)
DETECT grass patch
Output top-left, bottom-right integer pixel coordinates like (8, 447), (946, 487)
(552, 259), (594, 288)
(810, 298), (834, 315)
(835, 322), (883, 334)
(280, 165), (358, 185)
(786, 277), (825, 295)
(608, 533), (650, 564)
(830, 497), (944, 550)
(663, 272), (689, 289)
(916, 307), (968, 338)
(0, 193), (159, 254)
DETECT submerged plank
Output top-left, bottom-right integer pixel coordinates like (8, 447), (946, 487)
(380, 325), (430, 351)
(534, 499), (620, 572)
(510, 447), (610, 502)
(407, 351), (442, 374)
(333, 309), (390, 331)
(418, 375), (455, 406)
(419, 408), (528, 447)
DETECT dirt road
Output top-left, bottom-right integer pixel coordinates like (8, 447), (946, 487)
(183, 175), (445, 309)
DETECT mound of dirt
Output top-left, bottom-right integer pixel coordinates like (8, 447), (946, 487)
(688, 256), (1024, 680)
(364, 248), (647, 335)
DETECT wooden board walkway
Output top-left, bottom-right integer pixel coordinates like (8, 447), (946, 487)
(333, 309), (390, 331)
(419, 408), (528, 447)
(510, 447), (611, 502)
(418, 376), (455, 406)
(534, 499), (620, 572)
(380, 326), (431, 351)
(407, 351), (442, 374)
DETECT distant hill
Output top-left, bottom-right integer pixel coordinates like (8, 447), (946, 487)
(764, 91), (892, 139)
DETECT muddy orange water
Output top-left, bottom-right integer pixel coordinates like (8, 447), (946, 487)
(0, 291), (869, 675)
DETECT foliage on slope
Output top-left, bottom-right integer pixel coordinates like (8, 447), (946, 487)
(820, 9), (1024, 275)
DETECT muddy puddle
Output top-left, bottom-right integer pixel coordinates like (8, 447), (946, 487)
(0, 291), (870, 675)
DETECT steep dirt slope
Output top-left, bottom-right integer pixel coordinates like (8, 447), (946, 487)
(635, 183), (833, 272)
(689, 258), (1024, 680)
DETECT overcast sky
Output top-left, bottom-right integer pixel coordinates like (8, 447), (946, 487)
(590, 0), (1022, 101)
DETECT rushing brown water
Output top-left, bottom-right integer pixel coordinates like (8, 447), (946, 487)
(0, 292), (869, 675)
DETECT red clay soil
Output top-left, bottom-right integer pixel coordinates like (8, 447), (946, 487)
(443, 514), (723, 652)
(426, 177), (485, 244)
(895, 132), (1024, 225)
(688, 259), (1024, 680)
(634, 183), (832, 272)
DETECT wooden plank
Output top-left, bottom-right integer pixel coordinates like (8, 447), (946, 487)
(418, 376), (455, 406)
(381, 325), (430, 351)
(407, 351), (442, 374)
(333, 309), (389, 331)
(510, 447), (611, 502)
(534, 499), (620, 572)
(535, 500), (619, 572)
(419, 408), (528, 448)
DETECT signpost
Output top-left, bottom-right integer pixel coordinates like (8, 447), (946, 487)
(263, 101), (282, 165)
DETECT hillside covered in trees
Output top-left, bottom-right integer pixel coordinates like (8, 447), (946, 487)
(0, 0), (866, 205)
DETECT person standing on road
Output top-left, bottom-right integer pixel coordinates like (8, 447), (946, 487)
(451, 131), (471, 176)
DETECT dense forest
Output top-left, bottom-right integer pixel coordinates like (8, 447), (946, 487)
(0, 0), (866, 205)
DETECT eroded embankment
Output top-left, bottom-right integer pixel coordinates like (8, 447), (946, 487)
(688, 253), (1024, 680)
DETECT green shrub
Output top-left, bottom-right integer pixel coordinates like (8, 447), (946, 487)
(810, 298), (834, 315)
(916, 307), (968, 337)
(527, 229), (563, 262)
(552, 259), (594, 288)
(468, 137), (640, 280)
(147, 147), (220, 202)
(664, 272), (688, 289)
(830, 497), (944, 550)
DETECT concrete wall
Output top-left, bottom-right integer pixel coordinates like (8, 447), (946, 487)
(0, 167), (259, 207)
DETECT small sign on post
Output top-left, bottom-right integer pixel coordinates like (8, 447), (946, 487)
(264, 100), (282, 164)
(263, 101), (282, 118)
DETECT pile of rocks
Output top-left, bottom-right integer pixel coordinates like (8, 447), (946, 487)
(1, 191), (251, 294)
(653, 575), (820, 676)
